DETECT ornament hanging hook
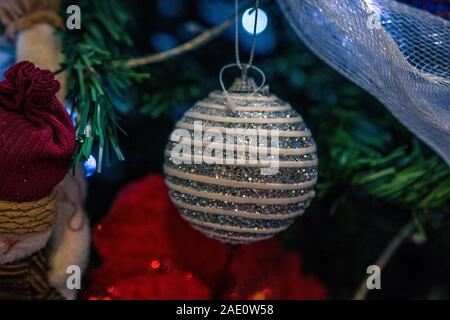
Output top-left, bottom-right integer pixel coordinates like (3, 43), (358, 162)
(219, 0), (263, 111)
(219, 63), (266, 112)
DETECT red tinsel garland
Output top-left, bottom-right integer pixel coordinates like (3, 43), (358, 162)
(85, 174), (328, 300)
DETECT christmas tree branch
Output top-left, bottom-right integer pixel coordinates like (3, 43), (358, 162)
(126, 18), (232, 67)
(125, 0), (266, 67)
(352, 219), (415, 300)
(61, 0), (149, 169)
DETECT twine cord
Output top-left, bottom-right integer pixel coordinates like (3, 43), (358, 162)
(235, 0), (260, 77)
(221, 0), (265, 111)
(219, 62), (266, 111)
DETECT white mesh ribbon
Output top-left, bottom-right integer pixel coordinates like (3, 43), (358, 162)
(277, 0), (450, 165)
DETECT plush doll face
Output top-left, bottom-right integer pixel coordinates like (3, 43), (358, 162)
(0, 229), (52, 264)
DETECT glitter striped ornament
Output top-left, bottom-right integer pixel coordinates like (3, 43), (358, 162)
(164, 77), (318, 244)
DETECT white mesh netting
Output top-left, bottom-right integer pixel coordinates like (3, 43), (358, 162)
(277, 0), (450, 165)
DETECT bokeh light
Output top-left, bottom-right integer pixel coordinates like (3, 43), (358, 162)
(84, 155), (97, 177)
(150, 32), (179, 52)
(242, 8), (268, 35)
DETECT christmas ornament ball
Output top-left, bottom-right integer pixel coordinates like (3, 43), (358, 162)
(164, 77), (318, 244)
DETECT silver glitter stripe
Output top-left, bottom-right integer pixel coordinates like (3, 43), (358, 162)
(166, 180), (315, 205)
(164, 166), (318, 190)
(184, 111), (303, 124)
(180, 214), (288, 234)
(166, 143), (316, 162)
(180, 118), (307, 131)
(193, 224), (272, 239)
(180, 209), (294, 229)
(168, 140), (317, 156)
(166, 175), (314, 198)
(170, 190), (313, 214)
(190, 106), (299, 119)
(195, 101), (291, 112)
(169, 134), (315, 148)
(167, 136), (316, 150)
(164, 162), (318, 185)
(175, 122), (312, 137)
(170, 196), (304, 220)
(209, 91), (279, 102)
(190, 224), (273, 242)
(166, 151), (318, 168)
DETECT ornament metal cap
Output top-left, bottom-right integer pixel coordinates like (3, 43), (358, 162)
(228, 76), (258, 93)
(228, 76), (270, 96)
(219, 63), (267, 100)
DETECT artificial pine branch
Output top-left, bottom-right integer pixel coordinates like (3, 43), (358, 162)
(60, 0), (148, 170)
(125, 0), (265, 67)
(126, 18), (233, 68)
(352, 219), (415, 300)
(314, 102), (450, 219)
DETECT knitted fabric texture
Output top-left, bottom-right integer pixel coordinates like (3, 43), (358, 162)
(0, 61), (76, 203)
(0, 248), (64, 300)
(0, 192), (56, 236)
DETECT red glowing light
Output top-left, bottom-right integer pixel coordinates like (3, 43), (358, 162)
(263, 288), (272, 298)
(150, 260), (161, 270)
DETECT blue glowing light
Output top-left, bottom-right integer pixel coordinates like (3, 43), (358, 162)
(65, 103), (79, 125)
(178, 22), (204, 40)
(150, 32), (179, 52)
(242, 8), (268, 35)
(0, 36), (15, 80)
(83, 155), (97, 177)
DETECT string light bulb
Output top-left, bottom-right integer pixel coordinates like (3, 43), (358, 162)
(83, 155), (97, 177)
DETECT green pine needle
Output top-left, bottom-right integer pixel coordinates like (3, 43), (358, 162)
(61, 0), (149, 170)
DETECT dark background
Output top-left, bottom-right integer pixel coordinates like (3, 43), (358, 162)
(83, 0), (450, 299)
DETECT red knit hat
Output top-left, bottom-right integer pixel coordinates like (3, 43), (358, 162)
(0, 61), (76, 203)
